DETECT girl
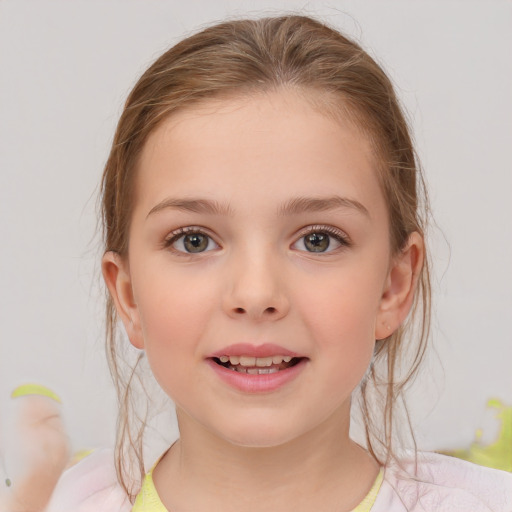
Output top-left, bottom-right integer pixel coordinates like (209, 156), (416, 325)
(48, 14), (512, 512)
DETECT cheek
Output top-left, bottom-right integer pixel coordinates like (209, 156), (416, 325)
(295, 268), (383, 367)
(300, 275), (382, 336)
(133, 265), (218, 356)
(304, 287), (377, 404)
(135, 282), (216, 400)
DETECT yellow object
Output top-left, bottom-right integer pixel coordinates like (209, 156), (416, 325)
(11, 384), (62, 403)
(352, 469), (384, 512)
(442, 398), (512, 472)
(132, 462), (168, 512)
(69, 449), (95, 467)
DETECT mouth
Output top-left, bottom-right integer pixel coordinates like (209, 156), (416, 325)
(211, 355), (303, 375)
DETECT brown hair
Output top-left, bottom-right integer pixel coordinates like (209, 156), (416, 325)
(101, 14), (431, 499)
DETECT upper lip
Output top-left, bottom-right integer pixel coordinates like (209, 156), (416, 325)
(208, 343), (301, 359)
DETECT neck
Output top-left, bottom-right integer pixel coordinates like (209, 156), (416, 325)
(153, 405), (380, 512)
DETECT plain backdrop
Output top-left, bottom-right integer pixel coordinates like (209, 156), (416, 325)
(1, 0), (511, 459)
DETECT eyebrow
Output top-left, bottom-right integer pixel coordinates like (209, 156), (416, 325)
(147, 198), (234, 218)
(146, 195), (369, 218)
(277, 195), (370, 217)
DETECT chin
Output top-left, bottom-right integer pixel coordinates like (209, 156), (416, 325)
(213, 418), (305, 450)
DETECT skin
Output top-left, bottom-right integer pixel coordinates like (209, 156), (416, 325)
(103, 90), (423, 511)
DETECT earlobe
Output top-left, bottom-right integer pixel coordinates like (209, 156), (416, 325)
(375, 232), (424, 340)
(101, 251), (144, 349)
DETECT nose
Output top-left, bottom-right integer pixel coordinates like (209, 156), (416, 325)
(222, 249), (290, 322)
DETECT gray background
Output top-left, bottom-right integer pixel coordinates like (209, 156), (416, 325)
(1, 0), (511, 460)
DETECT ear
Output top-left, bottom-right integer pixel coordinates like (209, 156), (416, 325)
(101, 251), (144, 349)
(375, 232), (424, 340)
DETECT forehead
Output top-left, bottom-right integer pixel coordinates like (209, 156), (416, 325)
(133, 91), (385, 218)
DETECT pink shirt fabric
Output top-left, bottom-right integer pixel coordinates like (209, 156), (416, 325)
(46, 449), (512, 512)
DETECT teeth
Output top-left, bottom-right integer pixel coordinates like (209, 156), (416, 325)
(259, 368), (279, 374)
(255, 356), (273, 367)
(222, 355), (294, 367)
(229, 355), (240, 365)
(244, 367), (279, 375)
(239, 356), (256, 366)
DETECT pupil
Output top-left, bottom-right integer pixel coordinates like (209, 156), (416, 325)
(305, 233), (329, 252)
(184, 234), (208, 253)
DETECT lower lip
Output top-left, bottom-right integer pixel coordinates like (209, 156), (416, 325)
(206, 358), (307, 393)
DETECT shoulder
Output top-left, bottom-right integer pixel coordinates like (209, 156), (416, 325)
(372, 452), (512, 512)
(46, 449), (131, 512)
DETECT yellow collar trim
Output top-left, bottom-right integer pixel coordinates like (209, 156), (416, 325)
(351, 469), (384, 512)
(132, 465), (384, 512)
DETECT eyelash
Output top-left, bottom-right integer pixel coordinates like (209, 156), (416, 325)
(163, 225), (351, 255)
(163, 226), (218, 254)
(294, 225), (351, 252)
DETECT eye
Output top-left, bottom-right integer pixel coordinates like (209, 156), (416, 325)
(292, 226), (350, 253)
(165, 228), (218, 254)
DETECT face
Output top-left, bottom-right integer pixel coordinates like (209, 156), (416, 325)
(104, 91), (418, 448)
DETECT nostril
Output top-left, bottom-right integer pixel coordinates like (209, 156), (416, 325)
(230, 305), (281, 317)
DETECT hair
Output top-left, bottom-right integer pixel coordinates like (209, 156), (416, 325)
(100, 14), (431, 499)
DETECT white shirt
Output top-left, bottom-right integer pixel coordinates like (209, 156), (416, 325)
(46, 449), (512, 511)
